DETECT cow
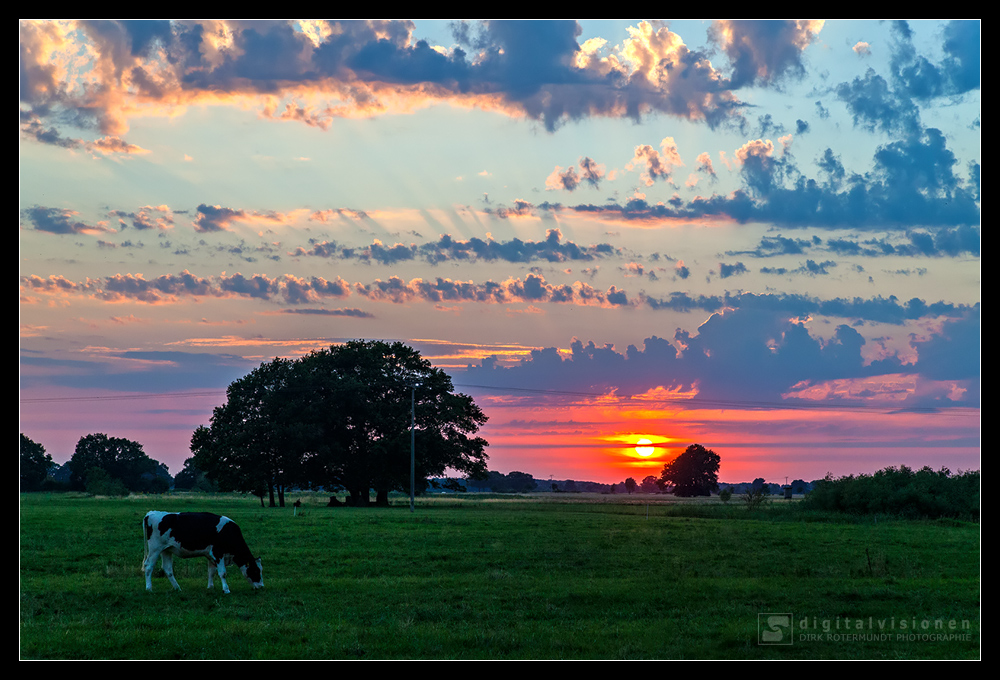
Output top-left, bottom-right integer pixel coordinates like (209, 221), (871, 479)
(143, 511), (263, 594)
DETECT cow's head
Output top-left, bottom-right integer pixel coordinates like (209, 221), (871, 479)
(241, 557), (264, 589)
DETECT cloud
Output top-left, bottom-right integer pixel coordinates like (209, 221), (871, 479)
(109, 205), (175, 231)
(557, 127), (978, 230)
(626, 137), (683, 186)
(294, 229), (619, 264)
(695, 152), (717, 181)
(25, 267), (978, 332)
(20, 19), (754, 143)
(23, 206), (115, 235)
(718, 261), (748, 278)
(278, 307), (374, 318)
(545, 156), (605, 191)
(889, 20), (980, 100)
(708, 20), (824, 88)
(193, 204), (286, 233)
(836, 68), (922, 137)
(760, 259), (837, 277)
(354, 273), (630, 308)
(88, 136), (150, 155)
(461, 305), (978, 406)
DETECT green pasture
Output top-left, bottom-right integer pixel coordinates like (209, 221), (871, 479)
(20, 492), (980, 659)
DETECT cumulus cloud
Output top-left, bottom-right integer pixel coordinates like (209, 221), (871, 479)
(708, 19), (824, 88)
(23, 268), (978, 338)
(545, 156), (606, 191)
(718, 261), (748, 278)
(293, 229), (618, 265)
(109, 205), (174, 231)
(556, 125), (978, 231)
(19, 19), (756, 145)
(354, 273), (630, 308)
(193, 204), (286, 233)
(888, 20), (980, 100)
(23, 206), (115, 235)
(627, 137), (684, 186)
(462, 304), (978, 406)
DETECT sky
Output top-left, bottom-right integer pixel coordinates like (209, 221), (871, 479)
(19, 19), (980, 485)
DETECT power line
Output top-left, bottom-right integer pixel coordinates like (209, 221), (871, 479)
(20, 382), (979, 417)
(20, 390), (226, 404)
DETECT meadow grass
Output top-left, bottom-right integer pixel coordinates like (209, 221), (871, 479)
(20, 492), (979, 659)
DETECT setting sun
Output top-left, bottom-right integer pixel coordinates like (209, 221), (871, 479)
(635, 438), (654, 456)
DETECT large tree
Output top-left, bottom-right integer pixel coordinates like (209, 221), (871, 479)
(192, 341), (489, 507)
(659, 444), (721, 497)
(190, 357), (302, 506)
(67, 433), (162, 492)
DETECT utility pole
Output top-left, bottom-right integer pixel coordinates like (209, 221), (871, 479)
(410, 382), (416, 513)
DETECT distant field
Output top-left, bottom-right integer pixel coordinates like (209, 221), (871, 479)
(19, 492), (980, 659)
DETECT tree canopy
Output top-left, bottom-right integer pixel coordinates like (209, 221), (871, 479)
(191, 340), (489, 506)
(20, 434), (54, 491)
(67, 433), (167, 493)
(659, 444), (721, 497)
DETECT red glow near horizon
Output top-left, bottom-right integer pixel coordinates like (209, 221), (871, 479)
(19, 381), (981, 487)
(474, 391), (981, 484)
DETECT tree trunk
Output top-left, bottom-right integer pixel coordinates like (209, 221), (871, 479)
(375, 488), (389, 506)
(268, 483), (276, 507)
(278, 484), (285, 507)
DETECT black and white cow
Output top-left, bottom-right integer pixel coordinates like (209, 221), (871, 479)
(143, 511), (263, 594)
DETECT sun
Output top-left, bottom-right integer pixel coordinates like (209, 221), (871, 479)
(635, 438), (654, 457)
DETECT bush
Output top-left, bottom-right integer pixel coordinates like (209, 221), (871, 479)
(84, 467), (129, 497)
(801, 466), (980, 520)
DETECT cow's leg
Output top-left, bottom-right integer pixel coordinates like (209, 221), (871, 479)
(216, 557), (231, 594)
(143, 548), (162, 591)
(207, 559), (217, 589)
(161, 552), (181, 591)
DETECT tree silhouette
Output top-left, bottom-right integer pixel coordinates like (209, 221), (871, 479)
(192, 341), (489, 507)
(20, 434), (53, 491)
(659, 444), (721, 497)
(67, 433), (161, 492)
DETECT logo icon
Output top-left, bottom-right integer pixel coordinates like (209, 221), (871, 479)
(759, 613), (793, 645)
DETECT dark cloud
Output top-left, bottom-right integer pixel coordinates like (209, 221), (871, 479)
(546, 156), (606, 192)
(561, 127), (978, 230)
(295, 229), (618, 265)
(21, 20), (758, 139)
(23, 206), (112, 235)
(836, 68), (922, 137)
(759, 261), (837, 277)
(278, 307), (374, 318)
(460, 305), (979, 406)
(889, 20), (980, 100)
(719, 262), (748, 278)
(708, 20), (823, 89)
(25, 267), (978, 336)
(194, 204), (247, 233)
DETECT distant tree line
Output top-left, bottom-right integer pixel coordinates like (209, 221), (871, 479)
(801, 466), (980, 520)
(20, 432), (172, 495)
(465, 470), (538, 493)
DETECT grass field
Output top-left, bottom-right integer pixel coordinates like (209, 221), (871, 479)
(19, 492), (980, 659)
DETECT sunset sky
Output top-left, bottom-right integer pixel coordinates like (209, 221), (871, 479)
(19, 20), (980, 485)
